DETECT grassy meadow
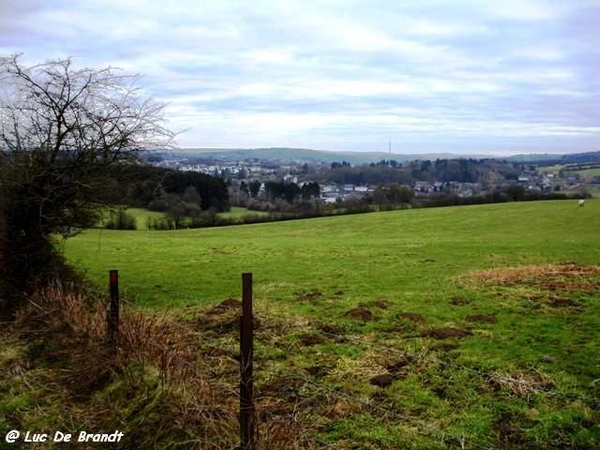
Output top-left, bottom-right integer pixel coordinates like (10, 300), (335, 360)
(60, 200), (599, 448)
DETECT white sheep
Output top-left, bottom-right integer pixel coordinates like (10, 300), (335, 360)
(578, 199), (585, 207)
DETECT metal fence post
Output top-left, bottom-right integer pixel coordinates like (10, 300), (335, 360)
(240, 272), (256, 449)
(107, 269), (120, 349)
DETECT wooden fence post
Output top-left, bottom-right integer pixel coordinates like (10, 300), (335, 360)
(240, 272), (256, 449)
(107, 269), (119, 349)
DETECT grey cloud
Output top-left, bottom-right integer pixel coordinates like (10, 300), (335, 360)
(1, 0), (599, 153)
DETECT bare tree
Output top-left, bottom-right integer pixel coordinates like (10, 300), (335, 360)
(0, 55), (174, 316)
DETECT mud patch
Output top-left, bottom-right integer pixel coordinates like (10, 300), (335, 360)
(450, 297), (470, 306)
(344, 307), (373, 321)
(386, 356), (415, 373)
(398, 312), (425, 322)
(371, 300), (392, 309)
(425, 327), (472, 339)
(314, 322), (347, 342)
(549, 297), (581, 308)
(465, 314), (497, 324)
(305, 365), (330, 378)
(298, 333), (325, 346)
(370, 374), (394, 388)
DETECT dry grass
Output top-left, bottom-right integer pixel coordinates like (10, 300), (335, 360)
(467, 263), (600, 285)
(466, 263), (600, 299)
(485, 369), (554, 397)
(8, 283), (319, 449)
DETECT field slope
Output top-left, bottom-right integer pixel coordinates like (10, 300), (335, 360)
(64, 200), (600, 448)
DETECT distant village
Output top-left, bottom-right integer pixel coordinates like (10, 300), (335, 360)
(150, 155), (592, 205)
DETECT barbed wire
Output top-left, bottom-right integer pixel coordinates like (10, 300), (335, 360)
(21, 276), (596, 449)
(116, 286), (595, 404)
(100, 282), (596, 404)
(253, 312), (594, 403)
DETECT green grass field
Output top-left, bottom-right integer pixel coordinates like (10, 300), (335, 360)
(64, 200), (600, 448)
(107, 206), (269, 231)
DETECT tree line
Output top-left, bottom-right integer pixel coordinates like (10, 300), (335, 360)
(317, 158), (520, 186)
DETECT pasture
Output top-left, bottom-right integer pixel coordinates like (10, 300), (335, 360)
(64, 200), (600, 448)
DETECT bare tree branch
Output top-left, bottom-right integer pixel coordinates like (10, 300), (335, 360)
(0, 55), (176, 314)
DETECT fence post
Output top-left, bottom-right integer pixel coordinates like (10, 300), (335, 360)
(240, 272), (256, 449)
(107, 269), (120, 349)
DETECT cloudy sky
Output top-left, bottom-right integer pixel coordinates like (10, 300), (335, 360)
(1, 0), (599, 155)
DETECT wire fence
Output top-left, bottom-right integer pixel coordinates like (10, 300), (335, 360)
(92, 271), (596, 449)
(252, 311), (593, 403)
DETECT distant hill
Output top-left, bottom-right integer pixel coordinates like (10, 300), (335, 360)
(503, 151), (600, 165)
(167, 147), (600, 166)
(175, 147), (491, 164)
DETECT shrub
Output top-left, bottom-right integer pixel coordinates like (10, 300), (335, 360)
(104, 210), (137, 230)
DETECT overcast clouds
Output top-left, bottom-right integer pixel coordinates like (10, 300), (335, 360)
(1, 0), (599, 154)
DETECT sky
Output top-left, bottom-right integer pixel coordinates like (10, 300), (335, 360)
(1, 0), (599, 155)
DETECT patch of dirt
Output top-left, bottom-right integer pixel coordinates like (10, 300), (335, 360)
(372, 300), (392, 309)
(196, 312), (239, 334)
(450, 297), (470, 306)
(465, 314), (497, 324)
(313, 322), (346, 341)
(344, 307), (373, 321)
(333, 291), (344, 296)
(369, 373), (394, 388)
(549, 297), (581, 308)
(386, 356), (415, 373)
(398, 312), (425, 322)
(305, 365), (330, 378)
(207, 298), (241, 315)
(425, 327), (472, 339)
(298, 333), (325, 346)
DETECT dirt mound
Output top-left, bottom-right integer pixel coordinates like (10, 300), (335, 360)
(207, 298), (241, 315)
(370, 374), (394, 388)
(465, 314), (497, 324)
(549, 297), (581, 308)
(386, 356), (414, 373)
(298, 333), (325, 346)
(371, 300), (392, 309)
(305, 365), (330, 377)
(450, 297), (470, 306)
(344, 307), (373, 321)
(398, 312), (425, 322)
(425, 327), (472, 339)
